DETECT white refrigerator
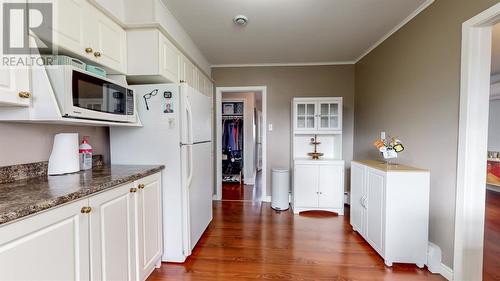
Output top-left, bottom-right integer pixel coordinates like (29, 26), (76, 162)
(110, 83), (213, 263)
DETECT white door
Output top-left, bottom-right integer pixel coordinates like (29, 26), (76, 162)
(0, 199), (90, 281)
(181, 56), (196, 87)
(51, 0), (87, 56)
(0, 2), (30, 107)
(85, 6), (127, 73)
(159, 34), (180, 83)
(318, 101), (342, 131)
(366, 169), (385, 255)
(294, 164), (319, 207)
(294, 102), (317, 131)
(135, 173), (163, 280)
(350, 163), (365, 234)
(89, 183), (135, 281)
(182, 84), (212, 143)
(318, 164), (344, 209)
(189, 142), (213, 251)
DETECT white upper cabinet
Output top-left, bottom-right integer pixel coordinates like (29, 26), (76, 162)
(0, 2), (31, 107)
(0, 68), (31, 107)
(51, 0), (87, 56)
(180, 55), (196, 87)
(127, 29), (180, 84)
(294, 101), (317, 131)
(293, 97), (342, 133)
(50, 0), (127, 74)
(87, 7), (127, 73)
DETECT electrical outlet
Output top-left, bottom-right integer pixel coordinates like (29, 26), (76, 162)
(268, 124), (273, 131)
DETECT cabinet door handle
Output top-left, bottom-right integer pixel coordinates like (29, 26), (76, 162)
(18, 91), (31, 99)
(363, 197), (368, 209)
(94, 51), (102, 58)
(81, 206), (92, 214)
(138, 184), (145, 190)
(130, 187), (138, 193)
(85, 47), (93, 53)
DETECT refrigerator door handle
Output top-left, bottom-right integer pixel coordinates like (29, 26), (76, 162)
(186, 144), (194, 189)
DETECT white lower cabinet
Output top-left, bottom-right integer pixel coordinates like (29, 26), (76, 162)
(0, 199), (90, 281)
(350, 161), (430, 267)
(0, 172), (162, 281)
(292, 160), (344, 215)
(90, 182), (136, 281)
(135, 173), (163, 280)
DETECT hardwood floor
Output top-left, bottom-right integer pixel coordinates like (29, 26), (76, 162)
(484, 189), (500, 281)
(222, 172), (262, 201)
(147, 201), (445, 281)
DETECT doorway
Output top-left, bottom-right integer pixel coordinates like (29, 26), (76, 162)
(215, 86), (267, 202)
(454, 3), (500, 281)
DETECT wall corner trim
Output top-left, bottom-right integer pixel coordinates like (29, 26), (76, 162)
(354, 0), (435, 63)
(440, 263), (454, 281)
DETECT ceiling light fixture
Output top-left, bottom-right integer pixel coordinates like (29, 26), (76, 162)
(233, 15), (248, 26)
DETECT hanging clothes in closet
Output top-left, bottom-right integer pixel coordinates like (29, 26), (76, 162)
(221, 117), (244, 182)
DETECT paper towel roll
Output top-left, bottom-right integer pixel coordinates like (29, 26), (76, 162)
(48, 133), (80, 175)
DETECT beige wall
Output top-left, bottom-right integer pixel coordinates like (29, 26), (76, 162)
(212, 65), (355, 196)
(354, 0), (499, 268)
(0, 123), (110, 166)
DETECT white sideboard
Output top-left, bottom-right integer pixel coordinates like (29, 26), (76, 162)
(350, 160), (430, 267)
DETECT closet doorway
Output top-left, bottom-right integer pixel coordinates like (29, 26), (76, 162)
(215, 87), (267, 202)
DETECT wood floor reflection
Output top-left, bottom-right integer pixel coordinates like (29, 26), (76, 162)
(147, 201), (445, 281)
(484, 189), (500, 281)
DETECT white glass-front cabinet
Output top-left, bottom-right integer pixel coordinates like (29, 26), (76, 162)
(293, 98), (342, 133)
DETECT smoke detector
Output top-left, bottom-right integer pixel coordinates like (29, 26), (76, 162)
(233, 15), (248, 26)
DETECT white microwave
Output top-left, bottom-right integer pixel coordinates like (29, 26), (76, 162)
(46, 66), (137, 123)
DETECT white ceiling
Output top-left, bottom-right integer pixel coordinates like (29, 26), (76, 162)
(165, 0), (431, 66)
(492, 23), (500, 75)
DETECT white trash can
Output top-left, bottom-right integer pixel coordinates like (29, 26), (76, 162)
(271, 168), (290, 211)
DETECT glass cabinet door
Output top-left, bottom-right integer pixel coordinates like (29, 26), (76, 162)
(295, 102), (316, 130)
(318, 102), (340, 130)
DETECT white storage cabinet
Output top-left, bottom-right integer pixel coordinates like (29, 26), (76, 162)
(293, 160), (345, 214)
(0, 172), (162, 281)
(350, 160), (430, 268)
(50, 0), (127, 73)
(127, 29), (180, 84)
(293, 97), (342, 133)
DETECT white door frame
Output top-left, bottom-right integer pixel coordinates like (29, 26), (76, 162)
(214, 86), (268, 201)
(454, 3), (500, 281)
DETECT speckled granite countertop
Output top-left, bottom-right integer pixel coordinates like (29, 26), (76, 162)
(0, 165), (164, 225)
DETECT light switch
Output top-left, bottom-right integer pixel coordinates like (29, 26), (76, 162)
(268, 124), (273, 131)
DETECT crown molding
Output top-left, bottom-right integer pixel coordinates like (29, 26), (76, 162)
(354, 0), (435, 63)
(211, 61), (356, 68)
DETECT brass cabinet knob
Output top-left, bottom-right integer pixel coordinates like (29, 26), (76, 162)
(138, 184), (145, 189)
(18, 92), (31, 99)
(85, 47), (93, 53)
(81, 206), (92, 214)
(130, 187), (138, 193)
(94, 52), (101, 58)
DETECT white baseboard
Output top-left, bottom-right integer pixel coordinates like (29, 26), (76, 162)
(212, 194), (221, 201)
(440, 263), (453, 280)
(262, 196), (271, 202)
